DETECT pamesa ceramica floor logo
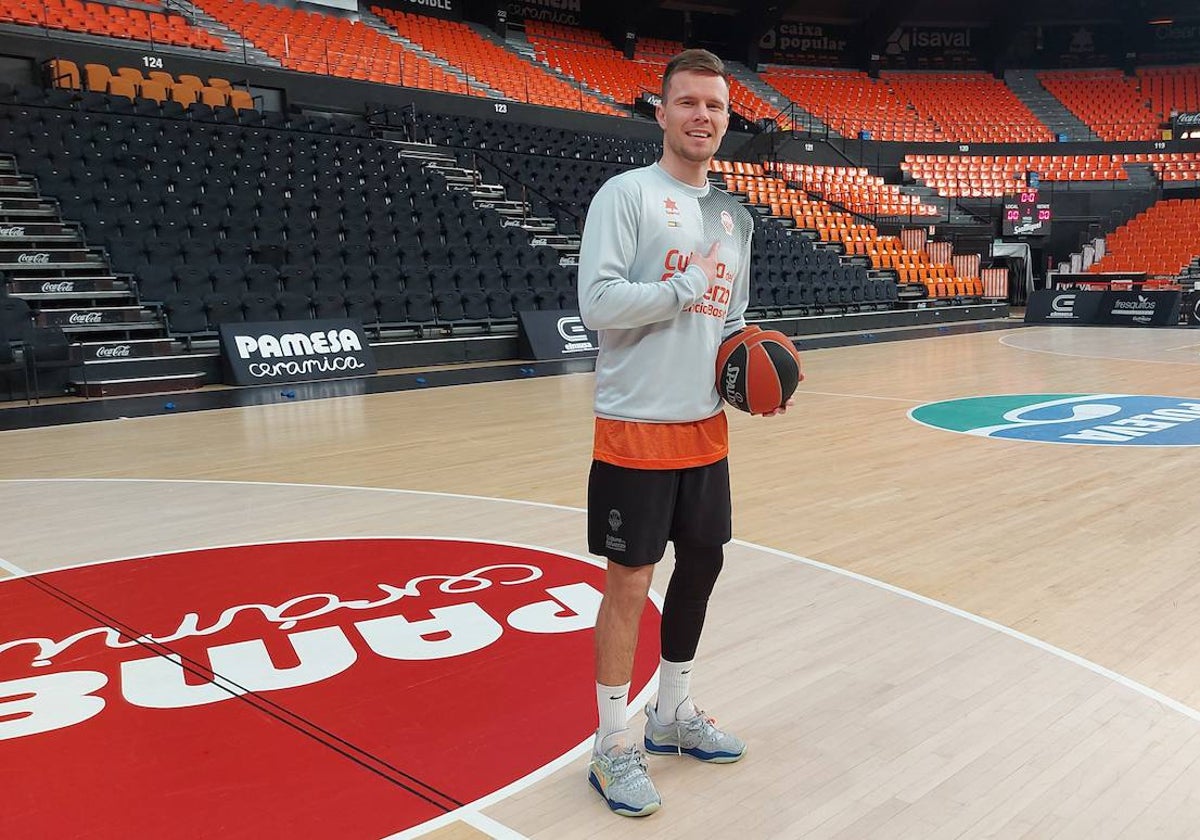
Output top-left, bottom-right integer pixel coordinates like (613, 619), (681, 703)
(910, 394), (1200, 446)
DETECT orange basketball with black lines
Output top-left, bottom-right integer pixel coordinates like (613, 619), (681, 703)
(716, 327), (803, 415)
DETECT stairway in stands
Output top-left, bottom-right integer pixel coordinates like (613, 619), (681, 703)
(392, 141), (580, 262)
(0, 155), (205, 398)
(1005, 69), (1099, 141)
(726, 61), (831, 135)
(170, 0), (281, 65)
(356, 7), (505, 99)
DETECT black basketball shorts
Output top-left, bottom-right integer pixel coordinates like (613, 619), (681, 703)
(587, 458), (732, 567)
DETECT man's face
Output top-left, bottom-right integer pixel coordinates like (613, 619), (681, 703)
(656, 69), (730, 165)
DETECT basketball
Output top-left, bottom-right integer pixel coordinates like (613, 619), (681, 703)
(716, 326), (803, 415)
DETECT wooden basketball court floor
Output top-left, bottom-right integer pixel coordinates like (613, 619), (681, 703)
(3, 322), (1200, 839)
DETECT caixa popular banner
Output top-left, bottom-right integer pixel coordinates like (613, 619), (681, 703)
(219, 320), (378, 386)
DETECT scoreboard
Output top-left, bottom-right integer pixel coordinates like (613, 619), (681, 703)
(1002, 190), (1052, 236)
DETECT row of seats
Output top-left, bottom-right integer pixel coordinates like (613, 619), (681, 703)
(715, 168), (975, 299)
(162, 285), (574, 336)
(881, 72), (1052, 143)
(412, 111), (659, 165)
(134, 260), (576, 300)
(1090, 198), (1200, 277)
(759, 160), (939, 218)
(195, 0), (479, 95)
(1139, 66), (1200, 125)
(1039, 66), (1200, 141)
(0, 0), (225, 50)
(1038, 70), (1160, 141)
(762, 67), (938, 141)
(370, 7), (620, 116)
(0, 102), (583, 323)
(48, 59), (255, 112)
(901, 153), (1133, 197)
(524, 20), (788, 128)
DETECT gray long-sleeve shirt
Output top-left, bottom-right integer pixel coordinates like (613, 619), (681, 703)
(578, 163), (753, 424)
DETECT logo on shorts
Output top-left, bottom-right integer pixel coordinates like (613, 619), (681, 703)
(608, 509), (622, 532)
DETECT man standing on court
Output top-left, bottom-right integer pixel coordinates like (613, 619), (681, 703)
(578, 48), (786, 817)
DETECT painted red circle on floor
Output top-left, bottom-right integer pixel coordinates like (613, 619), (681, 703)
(0, 539), (659, 838)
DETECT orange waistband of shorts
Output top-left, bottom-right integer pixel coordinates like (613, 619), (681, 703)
(593, 413), (728, 470)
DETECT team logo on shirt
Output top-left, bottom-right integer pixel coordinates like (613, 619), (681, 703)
(720, 210), (735, 236)
(664, 197), (681, 227)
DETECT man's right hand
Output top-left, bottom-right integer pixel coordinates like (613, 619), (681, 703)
(689, 241), (722, 285)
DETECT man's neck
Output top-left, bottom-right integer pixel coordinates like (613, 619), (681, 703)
(658, 155), (710, 188)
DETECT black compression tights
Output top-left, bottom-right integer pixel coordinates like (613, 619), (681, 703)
(660, 542), (725, 663)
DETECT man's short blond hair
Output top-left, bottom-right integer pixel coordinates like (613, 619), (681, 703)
(661, 48), (729, 101)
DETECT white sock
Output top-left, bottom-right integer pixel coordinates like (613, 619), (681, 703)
(655, 657), (696, 722)
(596, 682), (630, 750)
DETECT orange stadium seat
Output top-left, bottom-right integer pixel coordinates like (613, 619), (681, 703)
(523, 21), (788, 128)
(1089, 198), (1200, 277)
(762, 67), (1052, 142)
(901, 153), (1130, 198)
(195, 0), (476, 95)
(0, 0), (226, 50)
(1038, 69), (1159, 141)
(369, 7), (621, 116)
(47, 57), (81, 89)
(714, 163), (970, 298)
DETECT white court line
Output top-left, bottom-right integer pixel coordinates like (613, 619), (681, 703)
(998, 330), (1200, 366)
(460, 812), (533, 840)
(4, 478), (1200, 836)
(0, 556), (28, 575)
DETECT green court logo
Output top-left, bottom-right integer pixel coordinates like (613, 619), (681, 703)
(909, 394), (1200, 446)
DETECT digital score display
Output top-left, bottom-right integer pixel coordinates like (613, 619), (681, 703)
(1002, 190), (1052, 236)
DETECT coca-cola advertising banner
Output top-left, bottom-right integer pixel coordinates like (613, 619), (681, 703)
(880, 25), (984, 69)
(219, 319), (377, 386)
(758, 22), (857, 67)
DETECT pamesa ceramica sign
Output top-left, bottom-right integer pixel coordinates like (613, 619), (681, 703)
(909, 394), (1200, 446)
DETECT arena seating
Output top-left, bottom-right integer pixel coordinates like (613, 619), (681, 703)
(1037, 70), (1160, 141)
(1140, 65), (1200, 124)
(902, 153), (1130, 197)
(761, 67), (935, 141)
(1037, 66), (1200, 141)
(882, 72), (1053, 143)
(762, 68), (1053, 142)
(0, 0), (226, 50)
(369, 8), (620, 115)
(524, 21), (787, 127)
(48, 58), (255, 112)
(0, 88), (589, 337)
(194, 0), (477, 94)
(711, 161), (977, 300)
(1088, 198), (1200, 277)
(767, 161), (940, 219)
(1138, 151), (1200, 182)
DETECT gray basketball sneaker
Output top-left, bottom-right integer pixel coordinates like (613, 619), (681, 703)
(587, 731), (662, 817)
(643, 701), (746, 763)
